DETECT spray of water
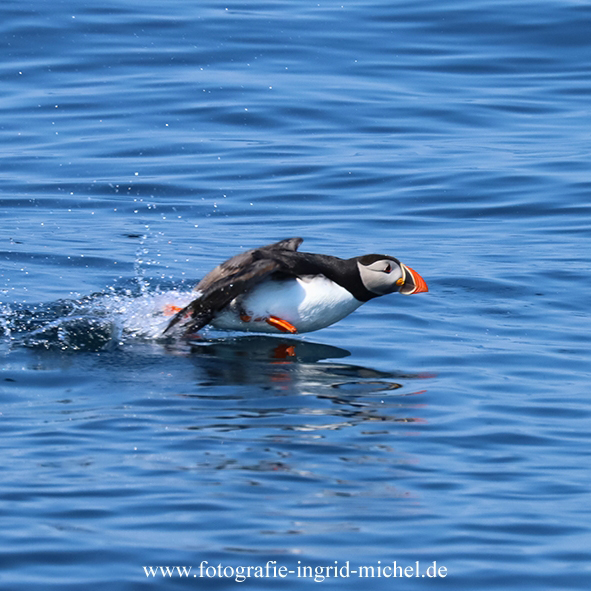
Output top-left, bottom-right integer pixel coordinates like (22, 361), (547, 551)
(0, 285), (196, 352)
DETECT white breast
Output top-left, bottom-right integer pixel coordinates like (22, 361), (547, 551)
(210, 276), (363, 334)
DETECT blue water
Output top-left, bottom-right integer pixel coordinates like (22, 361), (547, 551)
(2, 0), (591, 589)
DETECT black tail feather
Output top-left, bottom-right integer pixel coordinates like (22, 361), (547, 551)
(163, 299), (214, 335)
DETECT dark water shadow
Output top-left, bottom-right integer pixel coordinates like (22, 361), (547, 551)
(171, 335), (431, 426)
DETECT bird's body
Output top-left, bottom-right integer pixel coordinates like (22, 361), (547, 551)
(210, 274), (363, 334)
(164, 237), (427, 336)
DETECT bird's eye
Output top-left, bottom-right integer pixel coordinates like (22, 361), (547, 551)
(384, 264), (392, 273)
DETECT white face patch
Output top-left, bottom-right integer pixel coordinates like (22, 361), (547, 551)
(357, 259), (404, 295)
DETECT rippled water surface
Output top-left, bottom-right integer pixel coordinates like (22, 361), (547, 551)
(2, 0), (591, 589)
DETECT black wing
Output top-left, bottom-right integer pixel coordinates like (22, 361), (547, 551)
(163, 237), (304, 335)
(195, 237), (303, 293)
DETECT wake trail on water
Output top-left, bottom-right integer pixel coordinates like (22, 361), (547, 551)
(0, 285), (196, 352)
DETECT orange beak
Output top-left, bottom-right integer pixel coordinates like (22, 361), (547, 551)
(399, 264), (429, 295)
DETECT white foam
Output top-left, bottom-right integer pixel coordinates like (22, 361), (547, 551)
(90, 289), (197, 341)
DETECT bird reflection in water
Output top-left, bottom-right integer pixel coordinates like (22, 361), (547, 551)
(180, 335), (431, 428)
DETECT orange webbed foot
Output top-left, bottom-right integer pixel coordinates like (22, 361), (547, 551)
(266, 316), (297, 334)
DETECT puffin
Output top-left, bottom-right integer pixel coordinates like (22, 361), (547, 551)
(163, 237), (428, 336)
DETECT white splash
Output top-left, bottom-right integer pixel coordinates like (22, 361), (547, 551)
(1, 287), (198, 351)
(90, 288), (197, 341)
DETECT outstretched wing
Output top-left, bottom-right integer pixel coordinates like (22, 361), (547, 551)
(195, 236), (303, 293)
(164, 237), (303, 335)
